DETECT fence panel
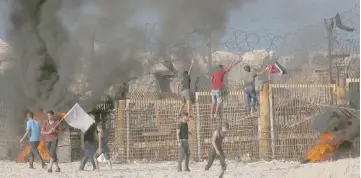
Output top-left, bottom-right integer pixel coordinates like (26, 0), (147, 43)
(123, 93), (182, 162)
(347, 78), (360, 108)
(196, 91), (259, 161)
(346, 78), (360, 158)
(270, 84), (335, 161)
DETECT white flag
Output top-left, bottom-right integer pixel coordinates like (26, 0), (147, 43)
(63, 103), (95, 132)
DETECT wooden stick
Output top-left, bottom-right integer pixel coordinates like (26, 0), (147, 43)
(188, 60), (194, 74)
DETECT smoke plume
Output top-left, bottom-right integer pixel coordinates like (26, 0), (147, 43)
(0, 0), (250, 114)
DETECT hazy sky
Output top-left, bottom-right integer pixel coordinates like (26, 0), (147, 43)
(0, 0), (358, 51)
(229, 0), (359, 34)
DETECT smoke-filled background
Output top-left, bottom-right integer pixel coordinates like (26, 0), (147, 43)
(0, 0), (251, 113)
(0, 0), (357, 113)
(0, 0), (358, 159)
(0, 0), (258, 158)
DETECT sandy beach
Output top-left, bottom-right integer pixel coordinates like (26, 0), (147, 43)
(1, 158), (359, 178)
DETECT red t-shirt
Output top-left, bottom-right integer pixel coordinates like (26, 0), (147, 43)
(42, 121), (60, 141)
(212, 70), (227, 90)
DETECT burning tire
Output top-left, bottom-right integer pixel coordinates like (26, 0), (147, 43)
(302, 106), (359, 163)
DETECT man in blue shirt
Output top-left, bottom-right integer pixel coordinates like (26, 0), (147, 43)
(20, 111), (46, 169)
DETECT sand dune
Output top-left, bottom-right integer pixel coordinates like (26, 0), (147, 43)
(1, 158), (359, 178)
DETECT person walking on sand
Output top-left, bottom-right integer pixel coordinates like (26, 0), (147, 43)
(211, 60), (239, 119)
(242, 65), (268, 116)
(79, 123), (97, 171)
(93, 122), (112, 171)
(205, 121), (229, 176)
(20, 111), (47, 169)
(176, 112), (192, 172)
(42, 110), (62, 173)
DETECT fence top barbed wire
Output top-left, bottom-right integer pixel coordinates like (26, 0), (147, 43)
(120, 4), (360, 94)
(221, 4), (360, 53)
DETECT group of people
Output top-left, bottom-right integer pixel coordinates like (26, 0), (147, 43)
(176, 112), (229, 175)
(177, 59), (268, 117)
(176, 60), (271, 176)
(20, 110), (112, 173)
(18, 58), (279, 177)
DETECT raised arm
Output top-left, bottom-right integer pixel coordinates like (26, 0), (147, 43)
(176, 80), (181, 95)
(188, 60), (194, 74)
(255, 66), (269, 76)
(225, 59), (241, 73)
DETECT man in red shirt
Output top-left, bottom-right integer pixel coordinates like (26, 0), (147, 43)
(211, 59), (239, 118)
(41, 110), (61, 173)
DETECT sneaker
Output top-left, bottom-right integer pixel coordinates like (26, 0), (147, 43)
(55, 167), (60, 172)
(47, 169), (52, 173)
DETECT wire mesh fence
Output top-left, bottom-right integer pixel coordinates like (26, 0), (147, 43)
(0, 80), (356, 163)
(270, 84), (334, 160)
(93, 81), (360, 163)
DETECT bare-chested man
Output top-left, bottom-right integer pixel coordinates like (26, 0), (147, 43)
(205, 121), (229, 175)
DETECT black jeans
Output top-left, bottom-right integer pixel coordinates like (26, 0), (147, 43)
(29, 141), (45, 166)
(205, 147), (226, 171)
(177, 140), (190, 171)
(46, 140), (58, 162)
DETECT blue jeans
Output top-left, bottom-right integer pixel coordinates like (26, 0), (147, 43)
(244, 86), (257, 109)
(211, 90), (224, 104)
(29, 141), (45, 166)
(30, 141), (41, 157)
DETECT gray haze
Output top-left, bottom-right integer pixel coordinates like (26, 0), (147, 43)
(0, 0), (252, 114)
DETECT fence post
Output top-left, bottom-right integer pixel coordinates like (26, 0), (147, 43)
(116, 100), (127, 162)
(195, 92), (201, 162)
(336, 78), (347, 105)
(268, 85), (275, 160)
(189, 98), (198, 161)
(259, 83), (271, 160)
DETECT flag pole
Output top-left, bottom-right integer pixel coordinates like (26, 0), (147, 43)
(53, 103), (79, 128)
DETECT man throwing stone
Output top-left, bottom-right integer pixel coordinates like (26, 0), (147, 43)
(205, 121), (229, 175)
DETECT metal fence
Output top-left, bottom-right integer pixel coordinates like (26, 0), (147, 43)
(2, 81), (357, 163)
(102, 81), (359, 163)
(270, 84), (334, 160)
